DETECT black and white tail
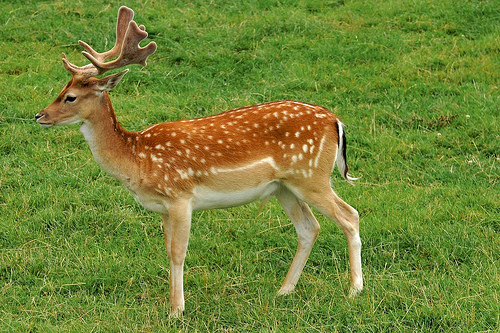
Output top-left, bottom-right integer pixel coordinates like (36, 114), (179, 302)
(336, 121), (357, 185)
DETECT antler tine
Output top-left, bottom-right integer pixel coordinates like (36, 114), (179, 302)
(61, 53), (100, 78)
(62, 6), (157, 79)
(82, 20), (157, 72)
(81, 6), (157, 74)
(79, 6), (135, 64)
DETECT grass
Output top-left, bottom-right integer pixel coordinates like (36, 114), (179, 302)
(1, 0), (499, 331)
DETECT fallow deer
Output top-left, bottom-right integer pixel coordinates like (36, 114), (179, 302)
(35, 6), (363, 316)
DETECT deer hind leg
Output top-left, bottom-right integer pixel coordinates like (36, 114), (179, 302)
(302, 185), (363, 296)
(161, 200), (192, 317)
(276, 186), (321, 295)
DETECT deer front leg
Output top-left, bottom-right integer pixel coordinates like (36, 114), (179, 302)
(161, 214), (175, 309)
(162, 200), (192, 317)
(276, 187), (320, 295)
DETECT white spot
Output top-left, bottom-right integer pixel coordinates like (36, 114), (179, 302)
(155, 144), (165, 150)
(309, 145), (315, 154)
(171, 132), (177, 137)
(302, 144), (308, 153)
(290, 143), (295, 149)
(292, 155), (298, 163)
(314, 135), (326, 168)
(151, 154), (159, 162)
(295, 132), (300, 138)
(177, 169), (190, 180)
(138, 153), (146, 159)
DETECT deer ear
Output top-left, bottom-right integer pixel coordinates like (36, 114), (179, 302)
(96, 69), (129, 91)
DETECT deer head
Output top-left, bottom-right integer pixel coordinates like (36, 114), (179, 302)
(35, 6), (156, 128)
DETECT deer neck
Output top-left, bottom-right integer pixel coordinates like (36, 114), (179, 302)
(79, 92), (137, 182)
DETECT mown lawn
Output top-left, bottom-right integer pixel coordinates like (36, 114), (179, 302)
(1, 0), (499, 331)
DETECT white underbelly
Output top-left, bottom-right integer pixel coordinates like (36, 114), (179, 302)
(191, 181), (280, 211)
(132, 192), (169, 214)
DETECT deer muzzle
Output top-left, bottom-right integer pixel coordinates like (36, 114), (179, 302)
(35, 110), (53, 128)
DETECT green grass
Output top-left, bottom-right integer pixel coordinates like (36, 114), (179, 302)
(1, 0), (499, 331)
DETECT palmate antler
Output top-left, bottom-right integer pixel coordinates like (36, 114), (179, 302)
(62, 6), (157, 79)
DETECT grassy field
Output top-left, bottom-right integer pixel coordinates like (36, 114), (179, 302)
(1, 0), (499, 331)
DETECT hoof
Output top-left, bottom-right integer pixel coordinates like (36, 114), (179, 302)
(348, 286), (362, 298)
(169, 306), (184, 318)
(277, 286), (295, 296)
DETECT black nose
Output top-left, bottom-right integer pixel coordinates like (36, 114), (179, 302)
(35, 112), (44, 121)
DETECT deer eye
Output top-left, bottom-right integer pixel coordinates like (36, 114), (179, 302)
(65, 95), (77, 103)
